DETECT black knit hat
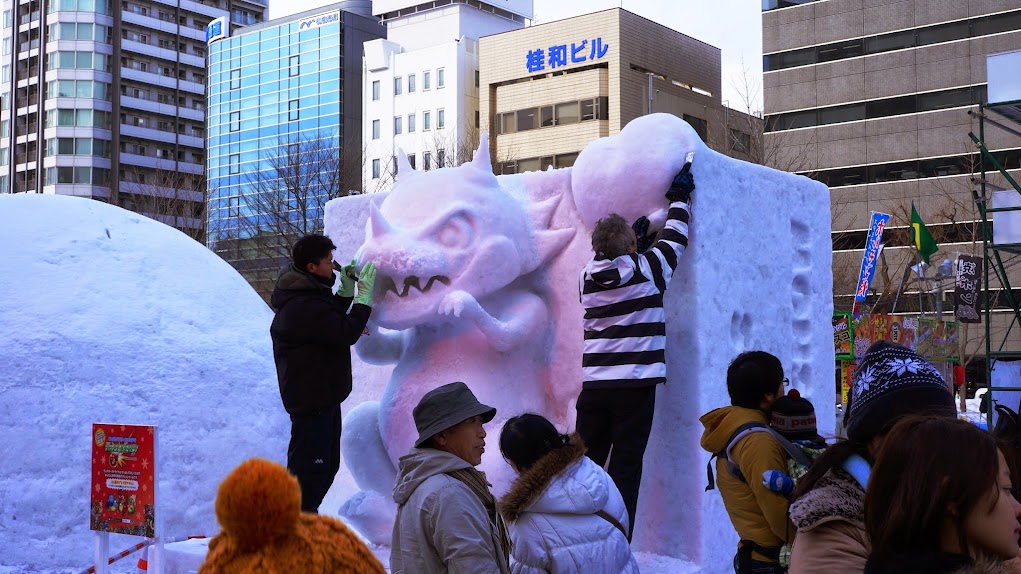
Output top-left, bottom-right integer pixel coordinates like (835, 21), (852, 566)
(770, 389), (820, 441)
(844, 341), (956, 443)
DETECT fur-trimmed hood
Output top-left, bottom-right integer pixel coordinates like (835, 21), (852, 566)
(790, 467), (865, 531)
(864, 553), (1017, 574)
(500, 434), (606, 523)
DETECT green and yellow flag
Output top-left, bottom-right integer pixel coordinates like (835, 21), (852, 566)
(911, 203), (938, 265)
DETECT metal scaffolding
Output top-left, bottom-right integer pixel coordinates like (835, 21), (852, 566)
(970, 98), (1021, 428)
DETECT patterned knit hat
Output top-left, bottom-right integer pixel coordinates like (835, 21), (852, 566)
(198, 458), (385, 574)
(844, 341), (956, 443)
(770, 389), (821, 441)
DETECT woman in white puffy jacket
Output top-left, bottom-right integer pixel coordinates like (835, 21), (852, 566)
(498, 414), (640, 574)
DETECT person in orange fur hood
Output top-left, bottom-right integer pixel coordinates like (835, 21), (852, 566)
(198, 458), (385, 574)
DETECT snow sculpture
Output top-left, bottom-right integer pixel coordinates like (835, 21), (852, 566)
(324, 113), (833, 571)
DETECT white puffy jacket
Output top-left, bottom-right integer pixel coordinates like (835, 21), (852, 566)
(499, 434), (640, 574)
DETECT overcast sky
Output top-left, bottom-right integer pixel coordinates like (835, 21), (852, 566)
(270, 0), (765, 112)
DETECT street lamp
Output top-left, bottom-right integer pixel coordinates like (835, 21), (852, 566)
(911, 258), (954, 319)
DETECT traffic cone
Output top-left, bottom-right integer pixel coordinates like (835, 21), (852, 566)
(136, 545), (148, 572)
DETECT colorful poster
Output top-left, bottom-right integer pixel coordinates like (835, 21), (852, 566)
(833, 313), (853, 359)
(888, 315), (916, 350)
(870, 314), (891, 344)
(90, 424), (156, 537)
(853, 316), (872, 359)
(853, 212), (891, 315)
(954, 255), (982, 323)
(916, 319), (938, 360)
(840, 361), (857, 404)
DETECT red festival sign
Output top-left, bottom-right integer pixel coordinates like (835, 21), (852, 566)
(90, 424), (157, 538)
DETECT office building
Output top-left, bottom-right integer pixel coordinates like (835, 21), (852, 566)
(0, 0), (266, 239)
(763, 0), (1021, 352)
(205, 2), (382, 298)
(362, 0), (531, 191)
(479, 8), (758, 174)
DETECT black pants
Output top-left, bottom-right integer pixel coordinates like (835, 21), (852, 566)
(734, 543), (785, 574)
(287, 404), (342, 514)
(575, 385), (657, 541)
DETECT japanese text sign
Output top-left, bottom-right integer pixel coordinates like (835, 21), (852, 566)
(90, 424), (157, 538)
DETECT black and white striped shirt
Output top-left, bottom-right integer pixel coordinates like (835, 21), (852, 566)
(580, 200), (690, 389)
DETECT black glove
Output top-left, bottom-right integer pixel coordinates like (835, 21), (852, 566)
(631, 216), (655, 254)
(666, 161), (694, 203)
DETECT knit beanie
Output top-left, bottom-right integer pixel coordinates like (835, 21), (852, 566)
(770, 389), (820, 441)
(844, 341), (956, 443)
(198, 458), (386, 574)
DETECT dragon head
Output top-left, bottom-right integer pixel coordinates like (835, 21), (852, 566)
(357, 133), (552, 330)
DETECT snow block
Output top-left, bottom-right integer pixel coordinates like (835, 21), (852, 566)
(0, 194), (289, 568)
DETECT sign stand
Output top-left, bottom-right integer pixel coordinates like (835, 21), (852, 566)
(90, 423), (161, 574)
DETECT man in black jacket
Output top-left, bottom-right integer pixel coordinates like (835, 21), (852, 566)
(270, 234), (377, 513)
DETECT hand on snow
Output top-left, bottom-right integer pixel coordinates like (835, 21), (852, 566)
(336, 259), (358, 298)
(354, 262), (377, 307)
(439, 290), (480, 319)
(665, 161), (694, 204)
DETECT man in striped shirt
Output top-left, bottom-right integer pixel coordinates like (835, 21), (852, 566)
(575, 160), (694, 540)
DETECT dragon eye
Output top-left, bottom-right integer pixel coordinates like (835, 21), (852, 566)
(437, 215), (472, 249)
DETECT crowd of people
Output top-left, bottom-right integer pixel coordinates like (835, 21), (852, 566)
(195, 158), (1021, 574)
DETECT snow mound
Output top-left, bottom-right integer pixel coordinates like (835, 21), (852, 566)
(0, 194), (288, 569)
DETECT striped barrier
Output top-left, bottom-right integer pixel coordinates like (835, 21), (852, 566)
(78, 536), (208, 574)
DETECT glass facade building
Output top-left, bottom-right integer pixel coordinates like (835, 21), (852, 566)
(205, 2), (381, 299)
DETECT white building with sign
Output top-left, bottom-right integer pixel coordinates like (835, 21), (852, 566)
(362, 0), (532, 191)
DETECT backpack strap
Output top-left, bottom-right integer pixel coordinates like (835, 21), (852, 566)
(706, 421), (812, 492)
(594, 509), (628, 539)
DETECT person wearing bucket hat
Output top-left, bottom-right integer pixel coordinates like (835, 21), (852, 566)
(390, 381), (511, 574)
(787, 341), (957, 574)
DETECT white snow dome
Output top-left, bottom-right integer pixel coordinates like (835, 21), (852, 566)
(0, 194), (289, 570)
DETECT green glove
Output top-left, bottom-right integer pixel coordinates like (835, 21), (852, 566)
(354, 262), (377, 307)
(336, 259), (357, 298)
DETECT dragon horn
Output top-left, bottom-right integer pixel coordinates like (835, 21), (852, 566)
(471, 130), (492, 173)
(368, 201), (393, 237)
(396, 148), (416, 178)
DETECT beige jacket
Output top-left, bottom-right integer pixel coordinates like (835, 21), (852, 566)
(788, 466), (868, 574)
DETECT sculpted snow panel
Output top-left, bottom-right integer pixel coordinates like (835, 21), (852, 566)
(324, 113), (833, 570)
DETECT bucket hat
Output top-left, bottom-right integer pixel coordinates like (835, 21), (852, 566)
(413, 382), (496, 448)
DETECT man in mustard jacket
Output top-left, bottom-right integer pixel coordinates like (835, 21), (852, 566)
(700, 351), (790, 574)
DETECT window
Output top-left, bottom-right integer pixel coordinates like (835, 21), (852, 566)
(437, 109), (445, 129)
(517, 108), (539, 131)
(475, 70), (479, 88)
(229, 111), (240, 132)
(423, 111), (431, 131)
(424, 152), (432, 170)
(555, 102), (579, 126)
(393, 116), (402, 135)
(437, 68), (445, 88)
(408, 113), (416, 133)
(372, 158), (380, 179)
(372, 119), (380, 139)
(394, 77), (402, 96)
(372, 80), (380, 101)
(408, 154), (416, 169)
(392, 155), (398, 176)
(683, 114), (708, 142)
(288, 55), (299, 77)
(228, 154), (240, 174)
(408, 74), (416, 93)
(437, 148), (445, 168)
(424, 71), (431, 90)
(730, 129), (751, 153)
(229, 69), (240, 90)
(288, 99), (299, 121)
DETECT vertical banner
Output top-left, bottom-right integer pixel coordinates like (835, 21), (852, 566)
(954, 254), (982, 323)
(833, 313), (853, 360)
(840, 361), (857, 404)
(90, 424), (156, 538)
(853, 212), (891, 317)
